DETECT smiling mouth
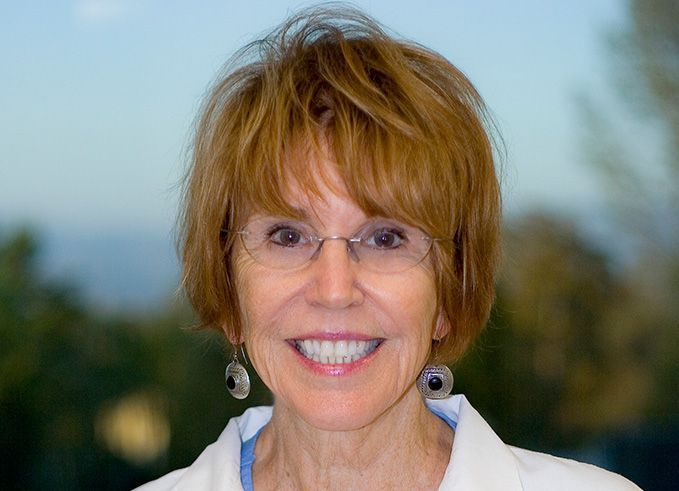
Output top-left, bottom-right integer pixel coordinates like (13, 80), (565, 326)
(293, 339), (382, 364)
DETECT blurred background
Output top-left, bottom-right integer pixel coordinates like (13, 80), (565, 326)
(1, 0), (677, 489)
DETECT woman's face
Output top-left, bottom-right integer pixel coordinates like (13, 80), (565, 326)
(233, 157), (442, 431)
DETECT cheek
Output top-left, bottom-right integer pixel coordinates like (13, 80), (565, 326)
(232, 252), (255, 338)
(233, 258), (275, 382)
(232, 248), (282, 348)
(233, 252), (295, 370)
(236, 265), (290, 332)
(375, 269), (439, 334)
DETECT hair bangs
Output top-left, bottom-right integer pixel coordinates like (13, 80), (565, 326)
(181, 5), (502, 363)
(332, 121), (457, 237)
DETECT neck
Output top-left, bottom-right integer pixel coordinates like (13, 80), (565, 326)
(252, 388), (454, 491)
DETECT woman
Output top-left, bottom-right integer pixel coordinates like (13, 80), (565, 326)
(138, 6), (640, 490)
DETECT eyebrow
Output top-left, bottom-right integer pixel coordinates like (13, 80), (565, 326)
(288, 206), (312, 221)
(248, 205), (310, 222)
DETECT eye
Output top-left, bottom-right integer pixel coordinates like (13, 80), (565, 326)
(365, 226), (407, 249)
(267, 225), (308, 247)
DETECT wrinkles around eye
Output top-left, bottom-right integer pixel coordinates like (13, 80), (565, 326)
(264, 222), (313, 247)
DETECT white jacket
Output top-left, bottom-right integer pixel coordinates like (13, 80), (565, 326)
(136, 394), (641, 490)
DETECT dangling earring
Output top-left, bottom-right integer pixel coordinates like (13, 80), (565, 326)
(417, 364), (453, 399)
(225, 345), (250, 399)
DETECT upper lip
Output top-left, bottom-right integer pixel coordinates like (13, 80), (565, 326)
(288, 331), (380, 341)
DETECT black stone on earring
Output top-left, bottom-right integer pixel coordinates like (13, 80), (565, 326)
(225, 349), (251, 399)
(428, 376), (443, 391)
(417, 364), (453, 399)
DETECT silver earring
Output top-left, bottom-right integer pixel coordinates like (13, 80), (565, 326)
(417, 364), (453, 399)
(225, 345), (250, 399)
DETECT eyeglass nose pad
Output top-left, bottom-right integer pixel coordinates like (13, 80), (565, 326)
(310, 237), (361, 264)
(345, 240), (360, 263)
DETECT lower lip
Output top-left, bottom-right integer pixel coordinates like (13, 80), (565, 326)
(288, 341), (382, 376)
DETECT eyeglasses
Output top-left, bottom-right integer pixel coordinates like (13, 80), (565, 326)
(222, 216), (451, 274)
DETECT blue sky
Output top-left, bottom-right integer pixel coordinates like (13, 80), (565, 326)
(1, 0), (625, 236)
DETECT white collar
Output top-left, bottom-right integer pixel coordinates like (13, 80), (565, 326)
(428, 396), (523, 490)
(147, 395), (524, 490)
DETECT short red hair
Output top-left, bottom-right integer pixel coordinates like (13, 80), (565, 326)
(179, 6), (502, 363)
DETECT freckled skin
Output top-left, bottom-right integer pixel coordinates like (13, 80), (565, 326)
(234, 162), (441, 432)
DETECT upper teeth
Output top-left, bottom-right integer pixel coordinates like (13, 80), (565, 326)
(295, 339), (380, 364)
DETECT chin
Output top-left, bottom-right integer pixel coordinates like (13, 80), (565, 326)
(284, 389), (397, 432)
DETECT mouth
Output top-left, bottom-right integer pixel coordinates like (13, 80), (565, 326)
(293, 339), (382, 365)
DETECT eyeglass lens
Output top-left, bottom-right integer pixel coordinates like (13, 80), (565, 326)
(238, 217), (433, 273)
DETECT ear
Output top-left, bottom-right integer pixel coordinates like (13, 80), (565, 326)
(433, 311), (451, 340)
(222, 324), (244, 346)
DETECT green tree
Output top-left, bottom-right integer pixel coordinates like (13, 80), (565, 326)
(0, 229), (152, 489)
(577, 0), (679, 423)
(0, 228), (271, 490)
(456, 214), (653, 449)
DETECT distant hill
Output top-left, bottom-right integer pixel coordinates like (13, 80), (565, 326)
(39, 229), (180, 312)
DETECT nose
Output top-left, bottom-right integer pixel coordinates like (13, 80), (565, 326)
(304, 238), (364, 309)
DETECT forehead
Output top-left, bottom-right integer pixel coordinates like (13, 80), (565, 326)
(283, 151), (353, 212)
(245, 142), (355, 219)
(271, 162), (376, 237)
(235, 134), (436, 235)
